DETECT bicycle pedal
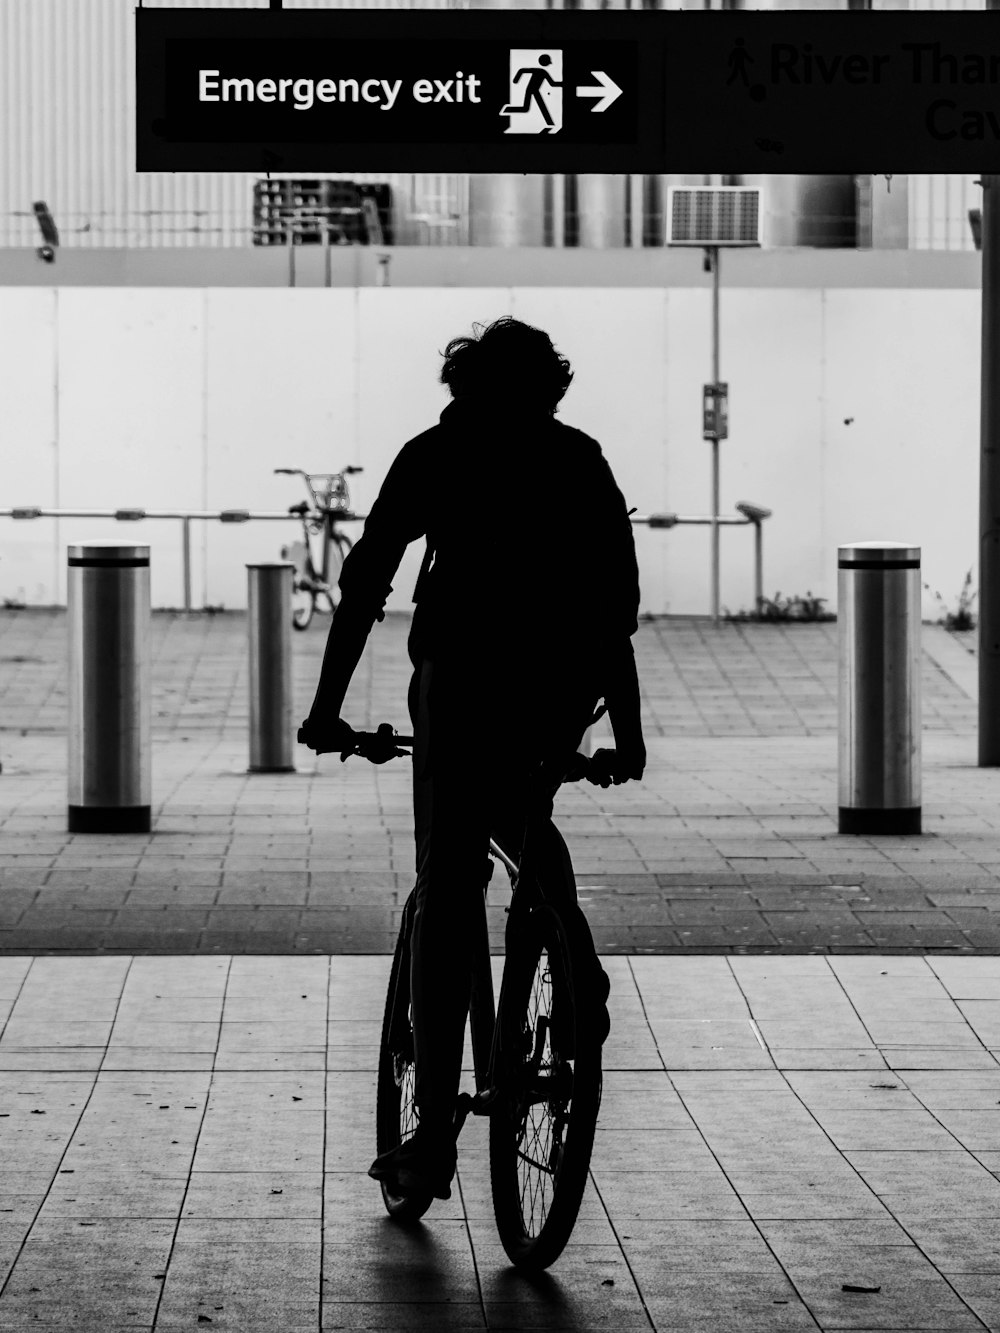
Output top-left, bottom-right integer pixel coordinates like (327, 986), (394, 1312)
(454, 1089), (496, 1135)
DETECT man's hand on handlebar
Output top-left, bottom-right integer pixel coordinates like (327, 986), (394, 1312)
(586, 746), (645, 788)
(298, 715), (357, 757)
(297, 717), (410, 764)
(564, 745), (646, 788)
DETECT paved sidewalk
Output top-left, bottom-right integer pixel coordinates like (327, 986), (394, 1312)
(5, 613), (1000, 1332)
(0, 609), (998, 953)
(2, 953), (1000, 1330)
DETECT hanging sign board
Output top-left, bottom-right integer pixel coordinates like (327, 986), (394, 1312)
(137, 8), (1000, 174)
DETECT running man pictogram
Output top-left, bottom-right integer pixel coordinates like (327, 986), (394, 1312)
(501, 49), (563, 135)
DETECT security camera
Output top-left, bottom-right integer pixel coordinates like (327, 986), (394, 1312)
(32, 202), (59, 263)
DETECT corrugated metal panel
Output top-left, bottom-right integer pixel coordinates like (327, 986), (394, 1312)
(0, 0), (463, 248)
(910, 175), (981, 251)
(0, 0), (988, 251)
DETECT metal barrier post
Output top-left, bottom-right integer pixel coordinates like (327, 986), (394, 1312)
(735, 502), (772, 617)
(182, 516), (192, 612)
(838, 542), (921, 835)
(247, 562), (295, 773)
(67, 541), (151, 832)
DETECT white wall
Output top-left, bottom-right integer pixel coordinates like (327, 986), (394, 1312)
(0, 284), (980, 618)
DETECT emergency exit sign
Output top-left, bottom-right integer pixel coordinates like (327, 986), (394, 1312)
(136, 8), (1000, 173)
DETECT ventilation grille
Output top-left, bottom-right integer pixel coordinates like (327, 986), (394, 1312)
(667, 187), (762, 246)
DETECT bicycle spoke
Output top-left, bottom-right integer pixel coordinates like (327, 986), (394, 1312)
(399, 1060), (419, 1141)
(515, 1149), (554, 1175)
(491, 904), (603, 1269)
(377, 926), (434, 1221)
(512, 947), (569, 1238)
(519, 1107), (554, 1233)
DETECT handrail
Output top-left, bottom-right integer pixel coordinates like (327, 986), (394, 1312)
(0, 506), (365, 612)
(632, 512), (757, 528)
(0, 507), (362, 523)
(2, 500), (772, 619)
(631, 502), (773, 616)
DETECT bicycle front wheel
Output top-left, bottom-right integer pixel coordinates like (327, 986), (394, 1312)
(489, 904), (603, 1271)
(324, 532), (352, 613)
(281, 539), (316, 631)
(375, 913), (434, 1223)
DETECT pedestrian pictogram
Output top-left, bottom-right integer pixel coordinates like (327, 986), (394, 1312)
(501, 49), (563, 136)
(726, 37), (766, 103)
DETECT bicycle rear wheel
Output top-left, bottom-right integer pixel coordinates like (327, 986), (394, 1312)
(375, 916), (434, 1222)
(489, 903), (603, 1271)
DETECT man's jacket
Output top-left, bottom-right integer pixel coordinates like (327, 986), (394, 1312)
(336, 396), (640, 708)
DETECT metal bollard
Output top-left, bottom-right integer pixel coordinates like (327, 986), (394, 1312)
(67, 542), (151, 832)
(247, 563), (295, 773)
(838, 542), (921, 835)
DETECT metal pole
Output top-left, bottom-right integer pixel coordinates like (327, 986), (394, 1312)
(980, 0), (1000, 757)
(182, 516), (192, 612)
(838, 542), (921, 835)
(247, 562), (295, 773)
(710, 245), (721, 623)
(754, 519), (764, 614)
(980, 173), (1000, 764)
(67, 541), (151, 832)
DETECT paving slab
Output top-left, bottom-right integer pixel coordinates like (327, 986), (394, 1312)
(0, 610), (997, 955)
(0, 956), (994, 1329)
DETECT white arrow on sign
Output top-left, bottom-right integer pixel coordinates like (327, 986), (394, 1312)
(574, 71), (622, 114)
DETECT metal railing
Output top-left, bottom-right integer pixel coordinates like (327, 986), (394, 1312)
(0, 506), (363, 613)
(2, 499), (771, 617)
(631, 501), (772, 616)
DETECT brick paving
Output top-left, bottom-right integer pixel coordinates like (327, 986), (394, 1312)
(1, 953), (1000, 1329)
(7, 612), (1000, 1326)
(0, 607), (997, 953)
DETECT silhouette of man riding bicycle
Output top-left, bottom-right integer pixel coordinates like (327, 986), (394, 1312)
(299, 317), (645, 1200)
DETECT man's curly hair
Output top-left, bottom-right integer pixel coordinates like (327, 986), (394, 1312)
(439, 317), (574, 412)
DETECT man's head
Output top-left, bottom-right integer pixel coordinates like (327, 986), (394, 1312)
(440, 317), (573, 413)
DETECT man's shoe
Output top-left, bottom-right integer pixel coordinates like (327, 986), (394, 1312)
(588, 962), (612, 1045)
(368, 1126), (457, 1201)
(549, 961), (611, 1053)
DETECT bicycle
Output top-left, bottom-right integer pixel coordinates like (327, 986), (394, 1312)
(275, 466), (364, 630)
(307, 722), (610, 1272)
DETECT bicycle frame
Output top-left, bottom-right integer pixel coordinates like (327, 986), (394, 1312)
(330, 724), (601, 1141)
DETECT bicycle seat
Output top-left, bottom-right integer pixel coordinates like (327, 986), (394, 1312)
(288, 501), (310, 516)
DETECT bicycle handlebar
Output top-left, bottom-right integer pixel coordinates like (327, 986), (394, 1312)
(274, 466), (363, 478)
(297, 723), (413, 762)
(299, 722), (625, 786)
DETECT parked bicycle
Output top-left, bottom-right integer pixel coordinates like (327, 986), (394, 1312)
(304, 721), (610, 1271)
(275, 466), (363, 630)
